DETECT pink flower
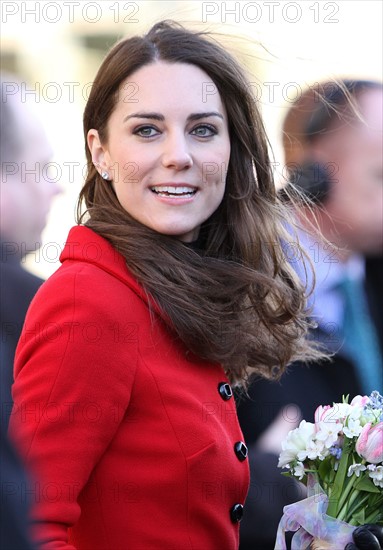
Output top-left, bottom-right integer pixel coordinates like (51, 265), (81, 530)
(356, 422), (383, 464)
(351, 395), (370, 407)
(314, 405), (332, 424)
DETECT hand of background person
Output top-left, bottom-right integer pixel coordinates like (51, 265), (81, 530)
(345, 525), (383, 550)
(255, 404), (302, 456)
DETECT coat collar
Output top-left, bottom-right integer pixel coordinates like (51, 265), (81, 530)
(59, 225), (166, 320)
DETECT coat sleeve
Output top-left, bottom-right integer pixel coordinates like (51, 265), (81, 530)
(8, 265), (139, 549)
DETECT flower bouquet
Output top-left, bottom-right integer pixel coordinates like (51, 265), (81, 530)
(275, 391), (383, 550)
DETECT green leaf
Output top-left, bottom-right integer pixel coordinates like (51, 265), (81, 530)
(346, 492), (370, 520)
(365, 509), (383, 524)
(354, 474), (381, 493)
(326, 438), (353, 518)
(352, 508), (366, 525)
(318, 458), (333, 482)
(368, 492), (383, 507)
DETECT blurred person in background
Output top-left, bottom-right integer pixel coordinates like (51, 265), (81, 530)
(0, 72), (60, 550)
(237, 79), (383, 550)
(0, 72), (61, 431)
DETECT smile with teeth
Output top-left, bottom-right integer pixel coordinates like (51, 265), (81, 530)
(151, 185), (197, 198)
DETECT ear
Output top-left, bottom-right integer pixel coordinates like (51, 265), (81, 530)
(87, 129), (111, 174)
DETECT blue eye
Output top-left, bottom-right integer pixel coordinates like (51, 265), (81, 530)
(191, 124), (217, 137)
(133, 126), (159, 138)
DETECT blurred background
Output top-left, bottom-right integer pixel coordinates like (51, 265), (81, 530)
(1, 0), (382, 278)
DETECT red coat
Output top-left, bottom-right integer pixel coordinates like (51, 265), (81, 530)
(9, 226), (250, 550)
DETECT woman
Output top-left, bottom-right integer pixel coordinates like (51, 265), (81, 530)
(8, 21), (320, 550)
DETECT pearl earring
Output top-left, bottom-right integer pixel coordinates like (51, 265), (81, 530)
(101, 171), (110, 180)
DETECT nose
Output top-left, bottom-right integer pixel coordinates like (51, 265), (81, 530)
(161, 132), (193, 170)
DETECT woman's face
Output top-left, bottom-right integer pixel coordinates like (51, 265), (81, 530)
(88, 61), (231, 242)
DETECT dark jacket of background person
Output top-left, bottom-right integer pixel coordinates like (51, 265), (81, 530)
(1, 246), (43, 431)
(0, 426), (36, 550)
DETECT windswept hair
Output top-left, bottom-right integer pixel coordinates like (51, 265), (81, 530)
(78, 20), (321, 386)
(283, 78), (383, 167)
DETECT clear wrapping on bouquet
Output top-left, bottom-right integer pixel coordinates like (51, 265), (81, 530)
(274, 475), (355, 550)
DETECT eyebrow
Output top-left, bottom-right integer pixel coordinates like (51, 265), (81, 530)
(123, 111), (224, 123)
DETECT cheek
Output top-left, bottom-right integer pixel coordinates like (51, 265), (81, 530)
(0, 191), (11, 231)
(201, 144), (230, 186)
(202, 165), (227, 188)
(341, 165), (381, 211)
(118, 148), (152, 186)
(6, 184), (24, 209)
(0, 191), (26, 233)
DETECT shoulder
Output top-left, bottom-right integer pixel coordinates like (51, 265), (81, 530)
(31, 225), (147, 317)
(0, 261), (44, 327)
(14, 246), (142, 384)
(0, 261), (43, 294)
(28, 257), (146, 331)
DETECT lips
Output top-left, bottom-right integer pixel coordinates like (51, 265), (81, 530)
(150, 185), (198, 198)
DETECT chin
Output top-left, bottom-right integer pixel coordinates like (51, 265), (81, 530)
(353, 237), (383, 256)
(363, 244), (383, 257)
(151, 225), (198, 241)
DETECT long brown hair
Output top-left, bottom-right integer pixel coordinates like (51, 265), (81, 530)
(78, 20), (319, 386)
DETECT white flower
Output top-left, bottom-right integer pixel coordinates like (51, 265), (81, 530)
(278, 449), (297, 468)
(306, 438), (327, 460)
(348, 406), (363, 422)
(331, 403), (353, 422)
(368, 465), (383, 488)
(348, 463), (367, 477)
(316, 421), (341, 448)
(343, 418), (363, 439)
(278, 420), (316, 467)
(293, 461), (306, 480)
